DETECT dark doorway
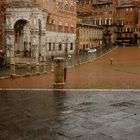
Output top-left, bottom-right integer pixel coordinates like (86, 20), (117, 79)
(134, 33), (138, 45)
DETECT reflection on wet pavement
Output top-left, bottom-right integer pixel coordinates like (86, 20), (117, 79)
(0, 90), (140, 140)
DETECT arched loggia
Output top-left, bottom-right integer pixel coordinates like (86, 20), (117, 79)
(14, 19), (31, 57)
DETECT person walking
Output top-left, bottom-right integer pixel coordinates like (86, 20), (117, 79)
(110, 58), (113, 65)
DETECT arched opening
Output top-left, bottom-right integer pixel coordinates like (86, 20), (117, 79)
(14, 19), (31, 57)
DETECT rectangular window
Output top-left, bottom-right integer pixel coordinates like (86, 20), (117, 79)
(49, 42), (51, 51)
(53, 42), (55, 47)
(53, 43), (55, 51)
(70, 43), (73, 50)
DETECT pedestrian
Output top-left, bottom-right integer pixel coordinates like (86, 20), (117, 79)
(110, 58), (113, 65)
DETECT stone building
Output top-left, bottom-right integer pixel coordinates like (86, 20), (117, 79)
(76, 18), (103, 54)
(91, 0), (140, 45)
(76, 0), (103, 54)
(92, 0), (118, 26)
(77, 0), (93, 24)
(92, 0), (119, 44)
(1, 0), (76, 62)
(115, 1), (140, 45)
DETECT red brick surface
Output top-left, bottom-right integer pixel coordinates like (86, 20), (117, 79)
(67, 47), (140, 89)
(1, 47), (140, 89)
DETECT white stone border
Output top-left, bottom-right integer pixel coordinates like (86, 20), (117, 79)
(0, 88), (140, 92)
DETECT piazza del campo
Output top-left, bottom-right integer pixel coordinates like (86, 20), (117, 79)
(0, 0), (140, 140)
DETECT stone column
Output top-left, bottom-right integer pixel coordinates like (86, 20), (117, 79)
(53, 57), (65, 89)
(31, 29), (39, 62)
(10, 63), (16, 78)
(26, 63), (31, 76)
(51, 62), (54, 72)
(36, 63), (40, 75)
(43, 63), (47, 73)
(6, 29), (15, 61)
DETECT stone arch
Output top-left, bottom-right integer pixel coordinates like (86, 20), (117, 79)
(14, 19), (31, 57)
(11, 17), (31, 29)
(5, 5), (47, 62)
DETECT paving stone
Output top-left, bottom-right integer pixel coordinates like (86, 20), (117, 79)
(0, 90), (140, 140)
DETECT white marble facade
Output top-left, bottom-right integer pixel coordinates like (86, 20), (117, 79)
(5, 5), (76, 62)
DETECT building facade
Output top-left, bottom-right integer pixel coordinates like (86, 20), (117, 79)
(115, 1), (140, 45)
(1, 0), (76, 62)
(76, 18), (103, 54)
(92, 0), (117, 26)
(76, 0), (103, 54)
(92, 0), (119, 44)
(91, 0), (140, 46)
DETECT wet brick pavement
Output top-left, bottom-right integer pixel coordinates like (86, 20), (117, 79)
(1, 47), (140, 89)
(0, 53), (96, 78)
(0, 90), (140, 140)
